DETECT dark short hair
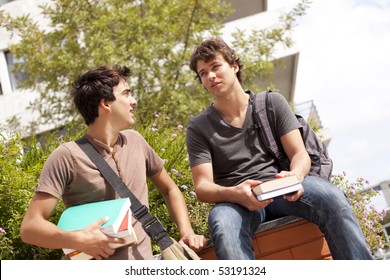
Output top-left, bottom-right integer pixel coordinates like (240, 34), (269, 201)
(71, 65), (131, 125)
(189, 37), (244, 84)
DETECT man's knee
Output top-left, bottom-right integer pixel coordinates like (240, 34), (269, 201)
(302, 175), (352, 210)
(208, 203), (243, 231)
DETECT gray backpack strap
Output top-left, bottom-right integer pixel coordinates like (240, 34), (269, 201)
(252, 90), (285, 162)
(252, 91), (333, 180)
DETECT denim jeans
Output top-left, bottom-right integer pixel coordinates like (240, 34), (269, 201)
(208, 175), (373, 260)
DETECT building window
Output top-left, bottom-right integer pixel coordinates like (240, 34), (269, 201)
(4, 51), (27, 91)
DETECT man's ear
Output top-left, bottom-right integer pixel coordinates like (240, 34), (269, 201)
(233, 62), (239, 73)
(100, 99), (110, 110)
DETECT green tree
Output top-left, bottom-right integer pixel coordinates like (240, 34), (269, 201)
(0, 0), (309, 132)
(0, 0), (231, 129)
(0, 0), (315, 259)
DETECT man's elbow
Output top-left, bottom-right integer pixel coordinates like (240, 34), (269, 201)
(195, 193), (208, 203)
(19, 223), (29, 243)
(19, 219), (33, 244)
(193, 186), (212, 203)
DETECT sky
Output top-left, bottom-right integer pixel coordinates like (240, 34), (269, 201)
(265, 0), (390, 190)
(222, 0), (390, 210)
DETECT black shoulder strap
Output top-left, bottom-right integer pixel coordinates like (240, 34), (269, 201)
(252, 90), (285, 162)
(75, 137), (173, 250)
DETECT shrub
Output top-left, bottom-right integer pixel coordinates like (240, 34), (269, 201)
(1, 116), (387, 258)
(135, 110), (211, 253)
(332, 172), (387, 253)
(0, 125), (84, 259)
(0, 132), (63, 259)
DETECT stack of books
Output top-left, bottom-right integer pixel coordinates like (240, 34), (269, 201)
(57, 197), (137, 260)
(252, 175), (303, 201)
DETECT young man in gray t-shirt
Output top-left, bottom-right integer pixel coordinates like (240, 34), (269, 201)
(186, 37), (372, 260)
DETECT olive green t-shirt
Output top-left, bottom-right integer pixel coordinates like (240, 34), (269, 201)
(36, 129), (164, 260)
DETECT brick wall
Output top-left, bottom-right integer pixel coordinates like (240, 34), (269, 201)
(198, 217), (332, 260)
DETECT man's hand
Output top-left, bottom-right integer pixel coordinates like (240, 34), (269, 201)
(74, 217), (124, 260)
(179, 234), (208, 252)
(276, 171), (305, 202)
(283, 188), (304, 202)
(233, 179), (273, 211)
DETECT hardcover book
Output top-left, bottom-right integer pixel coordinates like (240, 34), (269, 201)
(252, 175), (303, 201)
(57, 198), (137, 260)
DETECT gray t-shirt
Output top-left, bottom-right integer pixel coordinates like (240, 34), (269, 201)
(186, 91), (301, 187)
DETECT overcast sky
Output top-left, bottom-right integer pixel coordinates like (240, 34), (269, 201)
(265, 0), (390, 192)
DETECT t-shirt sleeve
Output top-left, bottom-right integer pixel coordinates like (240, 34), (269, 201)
(186, 117), (212, 168)
(132, 131), (164, 177)
(35, 144), (75, 199)
(268, 92), (302, 138)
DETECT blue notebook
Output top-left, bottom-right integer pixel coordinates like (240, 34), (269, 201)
(57, 197), (131, 235)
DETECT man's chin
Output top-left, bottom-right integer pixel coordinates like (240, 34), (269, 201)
(128, 119), (136, 128)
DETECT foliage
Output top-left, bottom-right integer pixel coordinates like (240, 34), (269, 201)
(0, 132), (57, 259)
(332, 172), (388, 253)
(0, 0), (232, 129)
(134, 110), (211, 253)
(0, 125), (84, 259)
(1, 115), (388, 259)
(0, 0), (322, 258)
(0, 113), (208, 258)
(0, 227), (13, 259)
(232, 0), (311, 93)
(0, 0), (310, 133)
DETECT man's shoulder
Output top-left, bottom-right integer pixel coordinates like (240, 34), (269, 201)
(189, 106), (214, 127)
(118, 129), (150, 149)
(41, 141), (77, 172)
(262, 91), (289, 107)
(252, 91), (290, 114)
(51, 141), (78, 156)
(120, 129), (142, 138)
(254, 90), (285, 102)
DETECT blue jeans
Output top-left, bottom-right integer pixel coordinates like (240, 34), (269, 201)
(208, 175), (373, 260)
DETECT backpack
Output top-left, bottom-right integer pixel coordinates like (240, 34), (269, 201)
(251, 90), (333, 181)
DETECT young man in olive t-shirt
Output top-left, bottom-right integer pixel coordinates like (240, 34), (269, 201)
(20, 65), (206, 260)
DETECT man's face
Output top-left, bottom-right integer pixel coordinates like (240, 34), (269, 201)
(196, 53), (239, 96)
(109, 79), (137, 129)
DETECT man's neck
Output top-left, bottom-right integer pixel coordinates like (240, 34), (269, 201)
(86, 123), (119, 148)
(213, 89), (249, 128)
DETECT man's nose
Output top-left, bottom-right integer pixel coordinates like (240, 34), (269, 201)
(208, 71), (216, 81)
(130, 97), (137, 107)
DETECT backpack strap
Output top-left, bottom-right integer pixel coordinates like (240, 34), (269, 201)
(252, 91), (333, 180)
(252, 90), (285, 162)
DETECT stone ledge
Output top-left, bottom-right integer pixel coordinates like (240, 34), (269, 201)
(198, 216), (332, 260)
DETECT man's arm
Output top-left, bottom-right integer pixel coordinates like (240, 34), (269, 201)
(191, 163), (273, 211)
(150, 167), (207, 251)
(277, 129), (310, 201)
(20, 192), (122, 259)
(279, 129), (311, 181)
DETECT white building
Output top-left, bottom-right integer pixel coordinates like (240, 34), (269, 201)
(0, 0), (51, 135)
